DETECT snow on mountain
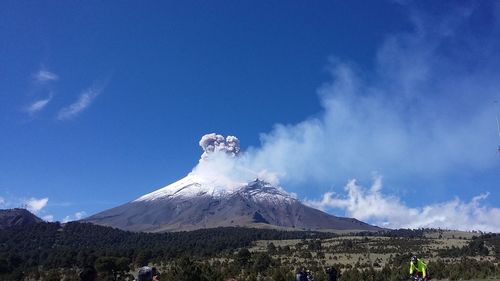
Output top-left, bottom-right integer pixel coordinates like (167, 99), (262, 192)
(134, 174), (241, 201)
(134, 173), (294, 205)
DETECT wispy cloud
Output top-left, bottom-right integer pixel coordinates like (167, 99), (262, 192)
(23, 68), (57, 116)
(62, 211), (87, 223)
(24, 197), (49, 214)
(305, 176), (500, 232)
(25, 94), (52, 115)
(57, 82), (105, 120)
(34, 69), (59, 83)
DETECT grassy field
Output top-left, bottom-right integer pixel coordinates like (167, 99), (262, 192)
(138, 229), (499, 281)
(245, 229), (499, 278)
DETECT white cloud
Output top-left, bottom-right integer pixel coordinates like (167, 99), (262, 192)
(62, 211), (87, 223)
(305, 176), (500, 232)
(34, 70), (59, 82)
(24, 197), (49, 214)
(42, 215), (54, 222)
(74, 211), (87, 220)
(25, 94), (52, 115)
(57, 83), (105, 120)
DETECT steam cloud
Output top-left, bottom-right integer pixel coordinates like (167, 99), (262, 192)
(189, 4), (500, 231)
(248, 5), (500, 188)
(194, 133), (281, 185)
(192, 133), (255, 189)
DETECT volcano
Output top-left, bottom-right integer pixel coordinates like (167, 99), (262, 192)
(84, 174), (379, 232)
(85, 133), (380, 232)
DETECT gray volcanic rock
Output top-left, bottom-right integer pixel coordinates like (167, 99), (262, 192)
(0, 208), (43, 229)
(85, 175), (379, 232)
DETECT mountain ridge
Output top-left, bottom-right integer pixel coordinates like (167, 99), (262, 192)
(0, 208), (43, 229)
(85, 176), (380, 232)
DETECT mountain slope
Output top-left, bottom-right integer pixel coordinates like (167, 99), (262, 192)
(0, 208), (43, 229)
(85, 175), (379, 232)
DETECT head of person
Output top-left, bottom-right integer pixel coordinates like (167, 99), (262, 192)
(79, 265), (97, 281)
(410, 256), (417, 264)
(138, 266), (153, 281)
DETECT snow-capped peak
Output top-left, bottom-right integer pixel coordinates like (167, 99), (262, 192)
(133, 174), (295, 203)
(134, 174), (237, 202)
(238, 179), (297, 204)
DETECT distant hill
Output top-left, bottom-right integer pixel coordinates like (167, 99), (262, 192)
(0, 208), (42, 229)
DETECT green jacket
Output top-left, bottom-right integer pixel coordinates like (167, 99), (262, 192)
(409, 259), (427, 278)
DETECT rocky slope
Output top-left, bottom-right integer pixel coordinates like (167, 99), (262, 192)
(0, 208), (42, 229)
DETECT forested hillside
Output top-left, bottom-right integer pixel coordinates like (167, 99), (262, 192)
(0, 222), (499, 280)
(0, 222), (334, 280)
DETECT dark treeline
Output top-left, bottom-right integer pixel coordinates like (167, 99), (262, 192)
(381, 229), (425, 238)
(439, 233), (500, 258)
(356, 228), (433, 238)
(479, 233), (500, 258)
(0, 221), (336, 279)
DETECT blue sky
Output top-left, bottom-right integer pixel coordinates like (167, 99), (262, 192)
(1, 1), (500, 230)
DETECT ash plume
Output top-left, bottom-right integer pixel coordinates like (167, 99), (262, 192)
(199, 133), (240, 160)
